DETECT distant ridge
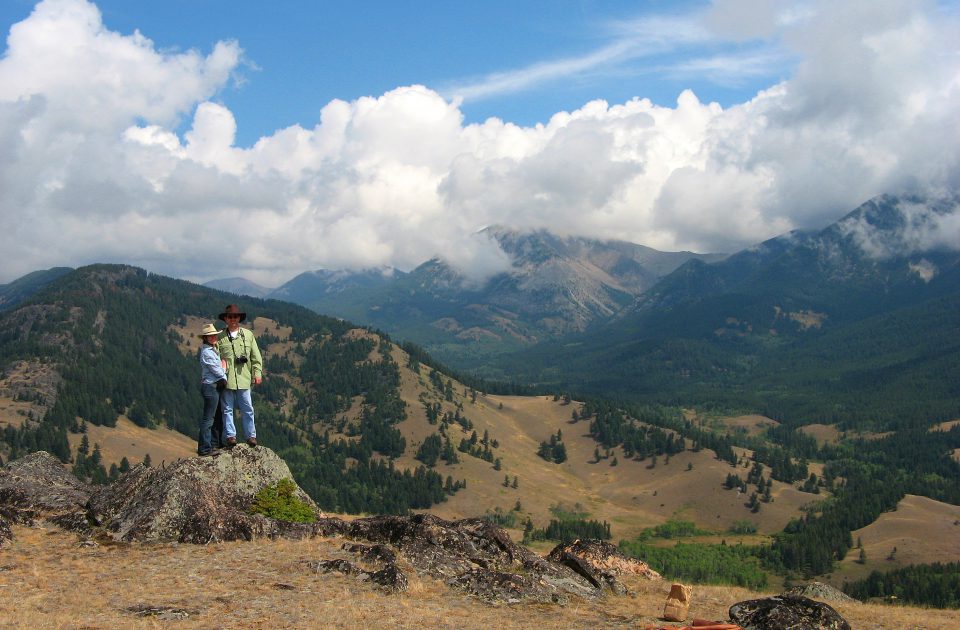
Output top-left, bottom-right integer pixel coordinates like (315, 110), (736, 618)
(268, 230), (723, 370)
(203, 276), (274, 298)
(507, 192), (960, 430)
(0, 267), (73, 312)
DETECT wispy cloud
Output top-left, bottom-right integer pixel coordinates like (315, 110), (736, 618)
(666, 49), (791, 87)
(446, 14), (714, 103)
(443, 11), (790, 103)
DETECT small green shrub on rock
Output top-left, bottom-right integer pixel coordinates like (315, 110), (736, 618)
(249, 478), (316, 523)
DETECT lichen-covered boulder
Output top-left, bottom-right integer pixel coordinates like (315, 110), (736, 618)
(0, 451), (92, 534)
(88, 445), (320, 543)
(782, 582), (857, 603)
(729, 594), (851, 630)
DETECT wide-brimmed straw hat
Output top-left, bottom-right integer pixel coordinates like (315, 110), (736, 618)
(218, 304), (246, 322)
(198, 322), (220, 337)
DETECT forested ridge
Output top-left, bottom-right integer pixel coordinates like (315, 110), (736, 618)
(503, 197), (960, 433)
(0, 264), (457, 514)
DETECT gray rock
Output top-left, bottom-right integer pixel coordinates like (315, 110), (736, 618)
(547, 539), (661, 595)
(730, 594), (852, 630)
(332, 514), (613, 602)
(308, 557), (409, 592)
(0, 515), (11, 546)
(0, 451), (92, 535)
(783, 582), (857, 603)
(88, 445), (320, 543)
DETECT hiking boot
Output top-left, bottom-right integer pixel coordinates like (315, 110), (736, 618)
(199, 449), (221, 458)
(225, 437), (237, 449)
(246, 437), (258, 448)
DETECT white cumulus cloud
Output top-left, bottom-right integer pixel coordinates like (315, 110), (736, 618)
(0, 0), (958, 287)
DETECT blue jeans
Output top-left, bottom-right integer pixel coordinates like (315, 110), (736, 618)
(199, 383), (220, 454)
(221, 388), (256, 440)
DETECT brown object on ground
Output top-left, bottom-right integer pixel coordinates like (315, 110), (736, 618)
(663, 582), (692, 622)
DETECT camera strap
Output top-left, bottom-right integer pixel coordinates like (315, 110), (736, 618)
(228, 328), (249, 370)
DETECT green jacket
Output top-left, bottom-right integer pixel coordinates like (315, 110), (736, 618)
(216, 327), (263, 390)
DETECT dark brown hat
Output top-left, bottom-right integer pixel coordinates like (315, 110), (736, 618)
(218, 304), (246, 322)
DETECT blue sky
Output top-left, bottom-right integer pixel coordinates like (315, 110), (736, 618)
(0, 0), (957, 285)
(1, 0), (787, 146)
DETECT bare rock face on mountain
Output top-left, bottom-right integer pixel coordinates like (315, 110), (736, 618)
(88, 445), (320, 543)
(0, 451), (92, 535)
(547, 539), (661, 594)
(729, 594), (851, 630)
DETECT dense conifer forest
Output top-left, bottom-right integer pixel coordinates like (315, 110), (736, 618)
(0, 265), (457, 513)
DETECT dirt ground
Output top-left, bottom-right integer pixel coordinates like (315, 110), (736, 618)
(1, 523), (958, 629)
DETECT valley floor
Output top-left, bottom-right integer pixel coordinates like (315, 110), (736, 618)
(1, 523), (957, 629)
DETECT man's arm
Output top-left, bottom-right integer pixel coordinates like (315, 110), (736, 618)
(248, 330), (264, 385)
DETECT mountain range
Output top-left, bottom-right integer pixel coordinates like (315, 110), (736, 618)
(6, 193), (958, 431)
(1, 192), (959, 593)
(507, 194), (960, 429)
(210, 228), (724, 370)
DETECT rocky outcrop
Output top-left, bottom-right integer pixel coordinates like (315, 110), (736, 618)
(307, 515), (656, 603)
(1, 449), (662, 604)
(88, 445), (321, 543)
(547, 539), (661, 594)
(782, 582), (857, 603)
(729, 594), (851, 630)
(0, 451), (92, 535)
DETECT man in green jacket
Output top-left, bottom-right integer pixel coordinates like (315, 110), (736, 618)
(217, 304), (263, 447)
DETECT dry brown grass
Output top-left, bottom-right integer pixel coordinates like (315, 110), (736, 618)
(66, 417), (196, 468)
(710, 415), (779, 438)
(383, 355), (819, 541)
(0, 359), (59, 430)
(799, 423), (843, 446)
(930, 419), (960, 432)
(1, 523), (957, 629)
(828, 494), (960, 587)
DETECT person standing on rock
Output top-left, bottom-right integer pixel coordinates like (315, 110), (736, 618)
(198, 323), (228, 457)
(216, 304), (263, 448)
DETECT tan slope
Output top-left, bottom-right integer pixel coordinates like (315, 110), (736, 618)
(67, 416), (196, 468)
(828, 494), (960, 587)
(387, 346), (820, 541)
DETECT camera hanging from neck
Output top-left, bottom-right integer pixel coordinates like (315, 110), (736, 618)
(229, 328), (249, 370)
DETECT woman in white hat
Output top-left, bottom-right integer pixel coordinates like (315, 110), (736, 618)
(198, 322), (227, 457)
